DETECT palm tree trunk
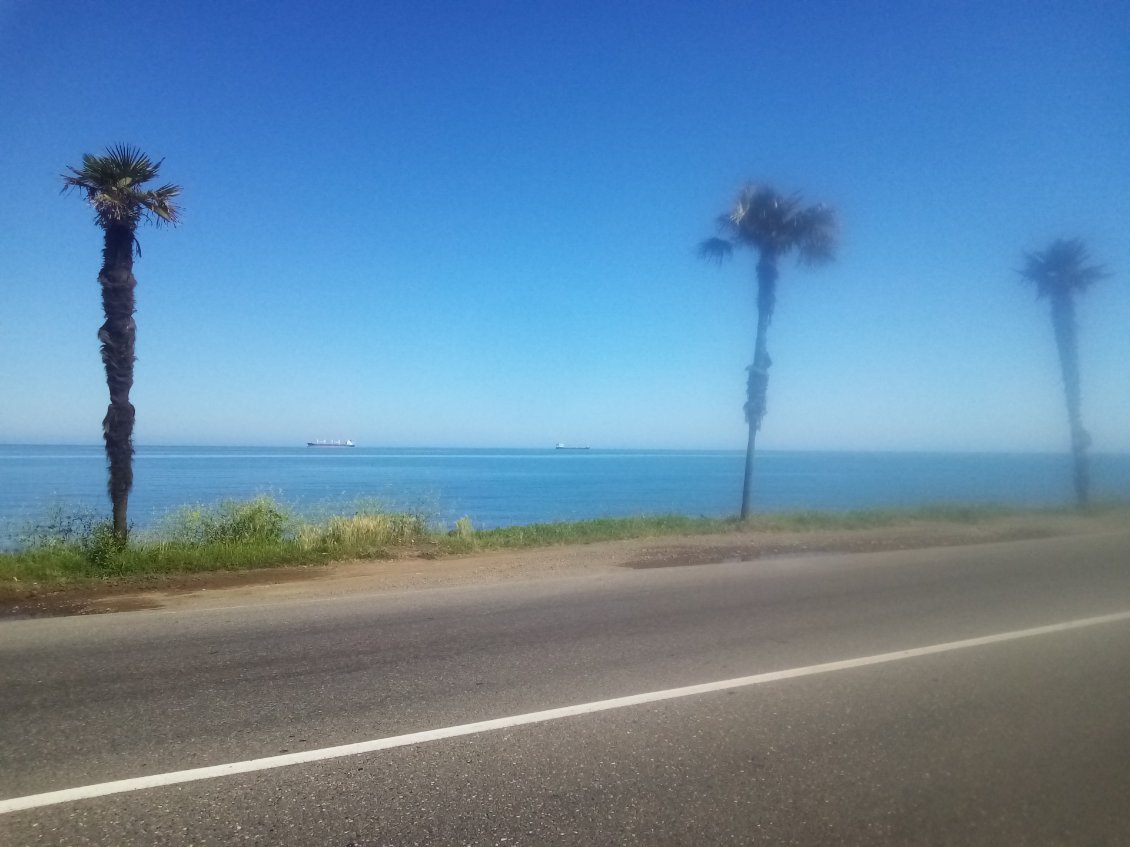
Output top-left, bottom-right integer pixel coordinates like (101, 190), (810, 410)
(1049, 289), (1090, 506)
(740, 256), (778, 519)
(98, 223), (137, 540)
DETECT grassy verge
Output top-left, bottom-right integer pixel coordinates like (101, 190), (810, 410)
(0, 496), (1118, 593)
(440, 500), (1122, 554)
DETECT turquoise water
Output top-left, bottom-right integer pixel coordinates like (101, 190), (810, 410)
(2, 445), (1129, 544)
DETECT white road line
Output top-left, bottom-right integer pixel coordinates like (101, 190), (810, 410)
(3, 609), (1129, 815)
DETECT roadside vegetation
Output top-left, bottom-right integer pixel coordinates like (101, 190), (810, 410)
(1, 495), (1117, 595)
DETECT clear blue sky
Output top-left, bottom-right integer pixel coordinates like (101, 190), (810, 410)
(1, 0), (1127, 451)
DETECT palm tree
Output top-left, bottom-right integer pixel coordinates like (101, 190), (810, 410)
(700, 183), (838, 519)
(62, 145), (182, 541)
(1019, 238), (1109, 507)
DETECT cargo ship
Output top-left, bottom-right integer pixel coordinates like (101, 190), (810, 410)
(307, 439), (356, 448)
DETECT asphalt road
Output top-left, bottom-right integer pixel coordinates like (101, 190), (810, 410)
(1, 531), (1129, 845)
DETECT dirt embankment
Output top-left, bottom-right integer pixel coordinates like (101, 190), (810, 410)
(2, 510), (1124, 619)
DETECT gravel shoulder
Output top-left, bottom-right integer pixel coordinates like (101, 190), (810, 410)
(2, 510), (1123, 619)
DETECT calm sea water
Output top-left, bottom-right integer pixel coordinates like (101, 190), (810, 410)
(2, 445), (1128, 544)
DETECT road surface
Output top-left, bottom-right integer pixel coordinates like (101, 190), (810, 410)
(2, 530), (1129, 845)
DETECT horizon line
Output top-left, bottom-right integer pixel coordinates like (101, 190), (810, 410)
(2, 442), (1128, 457)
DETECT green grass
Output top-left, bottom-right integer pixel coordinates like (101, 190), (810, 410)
(0, 496), (428, 587)
(0, 496), (1116, 593)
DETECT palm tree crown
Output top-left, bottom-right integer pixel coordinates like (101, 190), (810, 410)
(1019, 238), (1109, 297)
(62, 144), (182, 230)
(699, 183), (837, 265)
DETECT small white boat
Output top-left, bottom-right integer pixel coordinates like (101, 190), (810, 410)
(555, 443), (590, 450)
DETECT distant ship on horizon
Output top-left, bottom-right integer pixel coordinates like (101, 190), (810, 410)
(555, 443), (590, 451)
(307, 439), (355, 448)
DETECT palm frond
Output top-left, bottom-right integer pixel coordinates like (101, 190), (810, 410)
(143, 183), (183, 225)
(1019, 238), (1109, 297)
(793, 203), (839, 266)
(728, 184), (804, 254)
(727, 185), (791, 241)
(103, 144), (161, 184)
(698, 237), (734, 264)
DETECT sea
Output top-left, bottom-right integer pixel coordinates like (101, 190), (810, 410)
(1, 445), (1129, 546)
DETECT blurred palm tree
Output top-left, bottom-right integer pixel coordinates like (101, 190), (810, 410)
(63, 144), (182, 540)
(1019, 238), (1109, 507)
(700, 183), (838, 519)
